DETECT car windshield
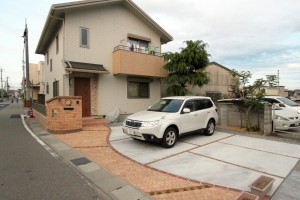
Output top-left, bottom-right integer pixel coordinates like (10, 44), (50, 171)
(277, 97), (298, 106)
(148, 99), (183, 113)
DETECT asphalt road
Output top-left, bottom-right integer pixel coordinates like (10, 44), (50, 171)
(274, 126), (300, 142)
(0, 102), (104, 200)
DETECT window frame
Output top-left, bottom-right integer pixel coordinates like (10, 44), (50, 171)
(55, 34), (59, 54)
(80, 27), (89, 48)
(46, 83), (49, 94)
(50, 59), (52, 72)
(45, 51), (49, 65)
(53, 80), (59, 97)
(127, 81), (150, 99)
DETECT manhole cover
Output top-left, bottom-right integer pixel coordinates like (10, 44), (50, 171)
(10, 114), (21, 119)
(70, 157), (91, 166)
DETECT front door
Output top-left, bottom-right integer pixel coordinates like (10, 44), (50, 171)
(74, 77), (91, 117)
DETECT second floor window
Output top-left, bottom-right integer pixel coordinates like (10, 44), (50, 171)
(80, 27), (89, 48)
(56, 35), (59, 54)
(128, 37), (150, 53)
(45, 51), (49, 65)
(46, 83), (49, 94)
(50, 59), (52, 72)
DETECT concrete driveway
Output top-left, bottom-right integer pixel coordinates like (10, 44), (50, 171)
(109, 127), (300, 196)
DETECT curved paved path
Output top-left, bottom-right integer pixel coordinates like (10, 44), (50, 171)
(109, 126), (300, 197)
(54, 124), (240, 200)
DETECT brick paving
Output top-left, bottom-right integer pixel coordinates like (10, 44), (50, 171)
(54, 120), (250, 200)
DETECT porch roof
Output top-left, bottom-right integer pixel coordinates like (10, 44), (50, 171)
(65, 61), (109, 74)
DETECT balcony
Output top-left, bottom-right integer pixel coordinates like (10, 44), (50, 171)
(112, 45), (167, 78)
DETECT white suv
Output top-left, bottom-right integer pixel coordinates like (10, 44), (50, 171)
(122, 96), (218, 148)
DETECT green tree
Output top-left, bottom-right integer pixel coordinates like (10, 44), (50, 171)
(265, 75), (278, 87)
(230, 70), (252, 98)
(230, 70), (266, 131)
(163, 40), (210, 96)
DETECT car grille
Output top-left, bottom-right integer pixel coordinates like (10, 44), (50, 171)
(125, 119), (142, 128)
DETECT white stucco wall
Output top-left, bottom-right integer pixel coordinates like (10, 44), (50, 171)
(62, 4), (164, 115)
(44, 24), (65, 100)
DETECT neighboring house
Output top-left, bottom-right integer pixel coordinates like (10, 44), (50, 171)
(190, 62), (234, 100)
(263, 86), (288, 97)
(294, 89), (300, 99)
(35, 0), (173, 117)
(29, 61), (45, 101)
(7, 90), (17, 98)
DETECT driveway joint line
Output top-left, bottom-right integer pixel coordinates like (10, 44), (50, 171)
(144, 146), (200, 165)
(179, 133), (235, 147)
(143, 135), (237, 166)
(218, 141), (300, 159)
(189, 151), (285, 179)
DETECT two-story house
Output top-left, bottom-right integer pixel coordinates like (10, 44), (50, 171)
(29, 61), (45, 101)
(190, 62), (235, 100)
(35, 0), (173, 117)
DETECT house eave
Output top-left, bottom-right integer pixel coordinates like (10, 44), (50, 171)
(35, 0), (173, 54)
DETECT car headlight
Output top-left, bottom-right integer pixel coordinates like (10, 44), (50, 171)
(141, 120), (159, 127)
(297, 110), (300, 114)
(275, 115), (289, 121)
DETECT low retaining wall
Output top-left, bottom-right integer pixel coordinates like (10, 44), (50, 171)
(46, 96), (82, 133)
(217, 103), (272, 135)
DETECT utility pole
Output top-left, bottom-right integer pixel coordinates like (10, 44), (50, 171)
(6, 77), (9, 92)
(277, 70), (280, 95)
(0, 68), (3, 100)
(22, 59), (25, 101)
(23, 20), (30, 107)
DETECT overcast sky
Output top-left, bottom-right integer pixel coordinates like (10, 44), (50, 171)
(1, 0), (300, 90)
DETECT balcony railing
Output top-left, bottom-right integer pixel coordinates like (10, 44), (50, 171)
(112, 45), (167, 78)
(114, 45), (162, 56)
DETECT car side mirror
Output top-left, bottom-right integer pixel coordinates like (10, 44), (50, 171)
(183, 108), (190, 113)
(279, 103), (285, 107)
(273, 106), (282, 110)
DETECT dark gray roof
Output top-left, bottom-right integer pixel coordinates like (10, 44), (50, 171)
(65, 61), (108, 73)
(36, 0), (173, 54)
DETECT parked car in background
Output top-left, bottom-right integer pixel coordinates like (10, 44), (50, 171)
(217, 98), (300, 131)
(272, 105), (300, 131)
(263, 96), (300, 116)
(292, 99), (300, 105)
(123, 96), (219, 148)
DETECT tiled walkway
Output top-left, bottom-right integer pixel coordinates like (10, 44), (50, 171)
(54, 120), (241, 200)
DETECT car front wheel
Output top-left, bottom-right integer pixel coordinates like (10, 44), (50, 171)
(162, 127), (177, 148)
(205, 120), (215, 136)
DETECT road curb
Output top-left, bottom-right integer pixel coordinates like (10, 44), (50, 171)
(22, 116), (152, 200)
